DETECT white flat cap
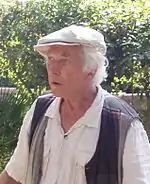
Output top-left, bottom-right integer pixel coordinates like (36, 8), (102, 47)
(34, 25), (107, 57)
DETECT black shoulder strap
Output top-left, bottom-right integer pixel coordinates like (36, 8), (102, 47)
(29, 94), (55, 150)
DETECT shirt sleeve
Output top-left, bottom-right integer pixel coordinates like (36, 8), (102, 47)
(5, 100), (37, 183)
(123, 119), (150, 184)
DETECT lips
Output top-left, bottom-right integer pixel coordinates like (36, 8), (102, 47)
(51, 82), (61, 85)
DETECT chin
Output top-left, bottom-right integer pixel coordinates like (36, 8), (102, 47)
(50, 88), (64, 98)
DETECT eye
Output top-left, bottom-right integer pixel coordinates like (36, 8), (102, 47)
(45, 55), (55, 65)
(47, 56), (55, 61)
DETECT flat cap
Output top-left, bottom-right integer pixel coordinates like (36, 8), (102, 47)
(34, 25), (107, 57)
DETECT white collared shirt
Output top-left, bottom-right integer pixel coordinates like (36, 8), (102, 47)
(5, 87), (150, 184)
(41, 92), (103, 184)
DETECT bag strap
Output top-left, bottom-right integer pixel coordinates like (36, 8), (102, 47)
(29, 94), (55, 150)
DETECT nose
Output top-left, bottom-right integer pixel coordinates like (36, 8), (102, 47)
(47, 60), (61, 75)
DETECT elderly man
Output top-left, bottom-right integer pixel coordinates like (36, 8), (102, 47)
(0, 25), (150, 184)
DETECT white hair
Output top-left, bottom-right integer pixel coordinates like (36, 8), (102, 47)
(82, 46), (109, 85)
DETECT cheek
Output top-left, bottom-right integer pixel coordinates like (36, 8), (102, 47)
(65, 69), (85, 84)
(47, 68), (52, 80)
(60, 65), (75, 80)
(60, 69), (69, 79)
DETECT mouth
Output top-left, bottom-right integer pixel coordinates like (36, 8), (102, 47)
(51, 82), (61, 85)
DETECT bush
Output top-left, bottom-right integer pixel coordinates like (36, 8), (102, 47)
(0, 0), (149, 94)
(0, 88), (32, 171)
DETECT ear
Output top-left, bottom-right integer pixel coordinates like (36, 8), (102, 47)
(86, 68), (97, 80)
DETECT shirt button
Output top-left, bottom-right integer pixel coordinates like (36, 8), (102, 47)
(64, 134), (68, 139)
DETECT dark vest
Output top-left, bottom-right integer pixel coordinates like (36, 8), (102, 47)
(29, 92), (140, 184)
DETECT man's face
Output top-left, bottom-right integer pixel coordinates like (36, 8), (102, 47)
(45, 45), (89, 97)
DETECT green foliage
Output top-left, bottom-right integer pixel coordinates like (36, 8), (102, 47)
(0, 88), (32, 171)
(112, 61), (150, 96)
(0, 0), (17, 9)
(0, 0), (149, 95)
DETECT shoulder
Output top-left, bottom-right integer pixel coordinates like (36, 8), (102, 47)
(102, 91), (139, 119)
(35, 92), (56, 107)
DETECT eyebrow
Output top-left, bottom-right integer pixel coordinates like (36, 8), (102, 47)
(62, 51), (70, 57)
(46, 51), (70, 59)
(46, 46), (73, 57)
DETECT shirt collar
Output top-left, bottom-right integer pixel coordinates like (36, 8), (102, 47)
(45, 97), (61, 118)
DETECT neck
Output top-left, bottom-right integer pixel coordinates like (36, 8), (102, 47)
(61, 85), (98, 116)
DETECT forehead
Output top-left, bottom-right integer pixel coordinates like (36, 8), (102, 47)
(46, 45), (84, 57)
